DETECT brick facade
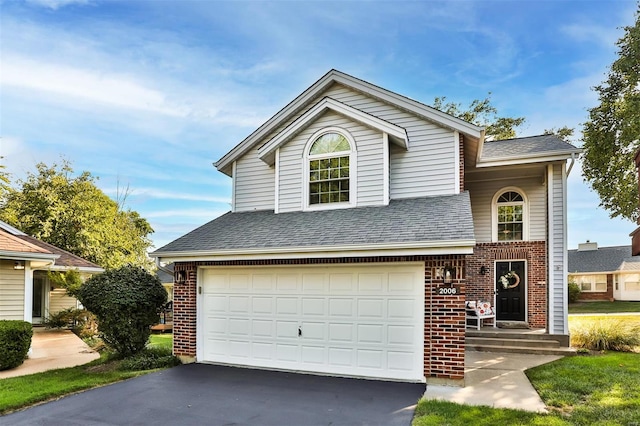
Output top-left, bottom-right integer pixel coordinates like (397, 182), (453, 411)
(467, 241), (547, 329)
(172, 255), (466, 384)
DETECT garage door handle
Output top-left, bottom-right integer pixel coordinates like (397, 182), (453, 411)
(298, 327), (302, 337)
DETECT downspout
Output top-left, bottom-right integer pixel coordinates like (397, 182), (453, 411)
(566, 152), (577, 176)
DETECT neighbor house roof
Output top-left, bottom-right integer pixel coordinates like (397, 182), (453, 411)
(568, 245), (640, 273)
(478, 134), (581, 168)
(0, 220), (102, 271)
(17, 235), (102, 271)
(157, 263), (174, 284)
(152, 192), (475, 261)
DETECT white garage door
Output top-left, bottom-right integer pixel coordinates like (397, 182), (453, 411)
(198, 264), (424, 382)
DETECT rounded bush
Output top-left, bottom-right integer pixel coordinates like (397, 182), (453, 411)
(0, 320), (33, 370)
(77, 265), (167, 357)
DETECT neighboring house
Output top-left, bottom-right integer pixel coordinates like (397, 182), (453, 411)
(0, 221), (103, 324)
(151, 70), (580, 385)
(568, 242), (640, 302)
(152, 263), (174, 332)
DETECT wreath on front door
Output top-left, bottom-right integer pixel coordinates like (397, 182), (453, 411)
(499, 271), (520, 289)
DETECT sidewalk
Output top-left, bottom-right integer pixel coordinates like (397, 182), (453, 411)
(424, 350), (562, 412)
(0, 328), (99, 379)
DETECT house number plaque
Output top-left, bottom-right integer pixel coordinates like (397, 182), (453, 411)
(436, 286), (459, 295)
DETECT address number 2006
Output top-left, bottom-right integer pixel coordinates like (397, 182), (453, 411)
(437, 287), (458, 295)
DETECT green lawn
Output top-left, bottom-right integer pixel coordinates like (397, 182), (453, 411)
(413, 352), (640, 425)
(148, 333), (173, 350)
(569, 301), (640, 314)
(0, 334), (175, 415)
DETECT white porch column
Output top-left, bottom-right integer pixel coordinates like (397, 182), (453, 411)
(23, 262), (33, 323)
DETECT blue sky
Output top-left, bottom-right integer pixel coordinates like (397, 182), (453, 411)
(1, 0), (638, 251)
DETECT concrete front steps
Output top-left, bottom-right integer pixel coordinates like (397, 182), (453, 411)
(466, 329), (577, 356)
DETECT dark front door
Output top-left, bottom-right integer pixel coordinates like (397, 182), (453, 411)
(495, 261), (525, 321)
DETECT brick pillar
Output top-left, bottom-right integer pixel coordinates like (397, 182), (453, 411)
(173, 262), (197, 362)
(424, 257), (466, 386)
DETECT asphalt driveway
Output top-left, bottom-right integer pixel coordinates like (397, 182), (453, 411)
(2, 363), (425, 426)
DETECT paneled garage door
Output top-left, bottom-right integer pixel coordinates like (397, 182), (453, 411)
(198, 264), (424, 382)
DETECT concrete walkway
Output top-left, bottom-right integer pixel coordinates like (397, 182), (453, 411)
(424, 351), (562, 412)
(0, 328), (99, 379)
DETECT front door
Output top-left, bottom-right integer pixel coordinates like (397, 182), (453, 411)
(32, 272), (47, 324)
(495, 261), (525, 321)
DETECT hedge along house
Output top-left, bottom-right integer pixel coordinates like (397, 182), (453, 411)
(152, 70), (581, 385)
(0, 221), (103, 324)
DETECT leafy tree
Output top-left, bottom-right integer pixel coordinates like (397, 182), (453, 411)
(544, 126), (575, 142)
(0, 161), (153, 269)
(433, 94), (526, 140)
(48, 269), (83, 298)
(77, 265), (167, 357)
(582, 6), (640, 221)
(0, 157), (9, 198)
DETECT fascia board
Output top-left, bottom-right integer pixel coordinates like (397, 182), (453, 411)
(151, 239), (476, 262)
(48, 265), (104, 273)
(476, 151), (581, 168)
(331, 73), (484, 137)
(568, 270), (620, 275)
(215, 69), (483, 174)
(257, 97), (409, 165)
(215, 70), (340, 174)
(0, 251), (60, 261)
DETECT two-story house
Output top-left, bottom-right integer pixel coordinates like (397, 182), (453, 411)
(152, 70), (580, 385)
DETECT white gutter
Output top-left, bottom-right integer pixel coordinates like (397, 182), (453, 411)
(0, 250), (59, 262)
(151, 239), (477, 263)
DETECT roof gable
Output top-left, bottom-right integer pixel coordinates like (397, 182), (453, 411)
(257, 97), (409, 166)
(215, 69), (484, 176)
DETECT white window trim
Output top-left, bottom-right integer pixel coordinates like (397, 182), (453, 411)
(302, 127), (357, 211)
(574, 274), (608, 292)
(491, 186), (529, 243)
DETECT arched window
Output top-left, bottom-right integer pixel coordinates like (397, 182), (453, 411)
(493, 189), (527, 241)
(306, 130), (355, 206)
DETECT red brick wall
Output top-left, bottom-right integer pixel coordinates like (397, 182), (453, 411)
(172, 255), (466, 383)
(467, 241), (547, 328)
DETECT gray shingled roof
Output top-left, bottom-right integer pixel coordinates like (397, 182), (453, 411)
(482, 134), (578, 161)
(153, 192), (474, 255)
(157, 263), (174, 283)
(568, 245), (640, 273)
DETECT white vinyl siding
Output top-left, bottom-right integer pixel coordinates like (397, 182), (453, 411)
(49, 288), (78, 315)
(231, 83), (459, 212)
(278, 111), (384, 213)
(0, 260), (25, 320)
(466, 177), (546, 243)
(551, 163), (566, 334)
(234, 145), (275, 212)
(323, 85), (457, 199)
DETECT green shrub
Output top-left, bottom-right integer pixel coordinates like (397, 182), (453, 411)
(0, 320), (33, 370)
(568, 281), (581, 303)
(44, 308), (98, 338)
(571, 319), (640, 351)
(118, 347), (181, 371)
(76, 265), (167, 357)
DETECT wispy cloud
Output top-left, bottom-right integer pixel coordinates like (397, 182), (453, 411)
(102, 187), (231, 204)
(144, 208), (229, 219)
(25, 0), (90, 10)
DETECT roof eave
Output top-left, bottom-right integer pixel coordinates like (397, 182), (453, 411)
(476, 150), (581, 168)
(0, 251), (60, 262)
(151, 239), (476, 263)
